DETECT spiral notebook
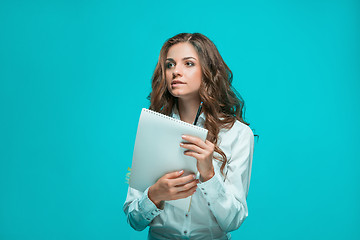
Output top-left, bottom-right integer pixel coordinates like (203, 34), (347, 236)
(129, 108), (208, 212)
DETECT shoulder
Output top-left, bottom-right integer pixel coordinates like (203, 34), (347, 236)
(221, 120), (253, 140)
(218, 119), (254, 148)
(232, 120), (253, 137)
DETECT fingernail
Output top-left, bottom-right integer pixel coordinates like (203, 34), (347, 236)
(192, 175), (196, 179)
(179, 170), (184, 174)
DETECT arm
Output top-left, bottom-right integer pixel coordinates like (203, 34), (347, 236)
(123, 171), (199, 231)
(182, 126), (254, 232)
(123, 186), (162, 231)
(199, 126), (254, 232)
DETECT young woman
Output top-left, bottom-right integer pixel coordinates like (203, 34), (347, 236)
(123, 33), (254, 240)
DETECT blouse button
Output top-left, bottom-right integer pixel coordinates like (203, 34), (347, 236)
(207, 202), (210, 206)
(204, 192), (207, 195)
(185, 213), (189, 217)
(184, 230), (187, 234)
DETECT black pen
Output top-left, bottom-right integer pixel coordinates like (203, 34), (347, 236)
(193, 102), (203, 125)
(187, 101), (203, 212)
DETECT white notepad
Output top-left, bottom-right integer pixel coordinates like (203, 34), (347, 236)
(129, 108), (208, 212)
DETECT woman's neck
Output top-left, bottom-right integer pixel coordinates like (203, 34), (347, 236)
(177, 97), (201, 124)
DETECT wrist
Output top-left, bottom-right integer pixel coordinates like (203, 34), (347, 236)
(148, 186), (162, 207)
(200, 168), (215, 182)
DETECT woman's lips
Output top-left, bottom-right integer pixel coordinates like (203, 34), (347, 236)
(171, 80), (185, 86)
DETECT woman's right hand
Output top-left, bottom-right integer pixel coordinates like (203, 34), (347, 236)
(148, 170), (198, 208)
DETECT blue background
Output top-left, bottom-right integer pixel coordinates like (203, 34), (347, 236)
(1, 0), (359, 239)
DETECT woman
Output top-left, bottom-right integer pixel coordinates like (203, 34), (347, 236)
(123, 33), (254, 240)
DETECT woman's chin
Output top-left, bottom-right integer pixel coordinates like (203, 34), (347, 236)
(169, 90), (185, 98)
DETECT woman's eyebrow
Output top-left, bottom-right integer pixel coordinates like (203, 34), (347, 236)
(166, 57), (197, 61)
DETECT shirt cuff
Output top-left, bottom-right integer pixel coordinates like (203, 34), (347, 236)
(197, 169), (225, 206)
(138, 187), (163, 221)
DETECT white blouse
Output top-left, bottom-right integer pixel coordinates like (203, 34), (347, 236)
(123, 107), (254, 240)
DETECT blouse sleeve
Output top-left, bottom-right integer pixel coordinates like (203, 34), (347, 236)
(123, 186), (163, 231)
(196, 124), (254, 232)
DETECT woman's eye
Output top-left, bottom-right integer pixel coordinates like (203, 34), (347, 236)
(186, 61), (194, 66)
(166, 62), (174, 68)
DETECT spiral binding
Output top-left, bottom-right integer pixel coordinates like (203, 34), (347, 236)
(142, 108), (207, 133)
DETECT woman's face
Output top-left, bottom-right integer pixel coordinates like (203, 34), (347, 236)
(165, 42), (202, 101)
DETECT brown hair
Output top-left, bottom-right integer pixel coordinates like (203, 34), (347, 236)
(148, 33), (249, 175)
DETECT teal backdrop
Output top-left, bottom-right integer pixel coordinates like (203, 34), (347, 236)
(1, 0), (359, 239)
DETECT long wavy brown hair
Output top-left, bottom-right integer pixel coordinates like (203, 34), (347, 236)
(147, 33), (249, 175)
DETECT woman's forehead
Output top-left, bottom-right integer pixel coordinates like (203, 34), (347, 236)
(166, 42), (199, 60)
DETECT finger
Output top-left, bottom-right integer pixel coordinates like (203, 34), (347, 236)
(180, 142), (204, 154)
(182, 135), (208, 149)
(173, 185), (197, 200)
(163, 170), (184, 179)
(176, 179), (199, 192)
(184, 151), (202, 160)
(205, 140), (215, 150)
(171, 173), (196, 186)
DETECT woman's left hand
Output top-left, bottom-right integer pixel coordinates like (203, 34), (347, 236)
(180, 135), (215, 182)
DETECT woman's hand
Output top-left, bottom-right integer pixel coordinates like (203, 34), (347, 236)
(148, 170), (198, 208)
(180, 135), (215, 182)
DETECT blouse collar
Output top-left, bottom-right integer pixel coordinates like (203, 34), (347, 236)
(171, 103), (206, 127)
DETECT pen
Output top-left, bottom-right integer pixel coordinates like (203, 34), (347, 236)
(188, 101), (203, 212)
(193, 102), (203, 125)
(192, 101), (203, 179)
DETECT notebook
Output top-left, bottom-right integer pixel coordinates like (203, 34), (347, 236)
(129, 108), (208, 212)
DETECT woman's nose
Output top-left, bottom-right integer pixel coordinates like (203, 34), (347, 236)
(173, 65), (182, 77)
